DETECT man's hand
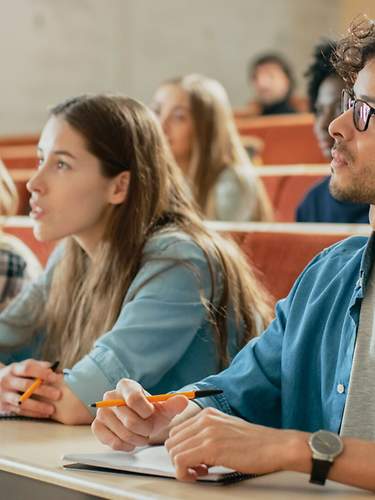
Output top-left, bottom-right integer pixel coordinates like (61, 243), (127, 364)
(91, 378), (195, 451)
(0, 359), (61, 418)
(165, 407), (306, 481)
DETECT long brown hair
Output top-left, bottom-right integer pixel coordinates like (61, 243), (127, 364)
(161, 75), (273, 221)
(42, 95), (273, 369)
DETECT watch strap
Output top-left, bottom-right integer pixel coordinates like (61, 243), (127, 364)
(310, 458), (332, 485)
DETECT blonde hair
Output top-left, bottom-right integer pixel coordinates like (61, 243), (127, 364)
(41, 95), (273, 369)
(0, 160), (18, 218)
(163, 74), (273, 221)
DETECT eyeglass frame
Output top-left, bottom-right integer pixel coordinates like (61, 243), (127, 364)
(341, 88), (375, 132)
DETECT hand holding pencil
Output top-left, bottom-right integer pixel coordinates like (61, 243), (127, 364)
(0, 359), (62, 418)
(91, 389), (223, 408)
(19, 360), (60, 404)
(92, 378), (214, 452)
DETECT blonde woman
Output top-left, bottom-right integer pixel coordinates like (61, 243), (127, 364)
(0, 160), (41, 310)
(0, 95), (272, 424)
(151, 74), (273, 221)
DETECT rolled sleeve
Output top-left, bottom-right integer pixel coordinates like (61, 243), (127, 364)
(64, 347), (125, 415)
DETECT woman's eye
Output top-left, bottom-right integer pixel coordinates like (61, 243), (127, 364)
(57, 161), (70, 170)
(172, 111), (187, 121)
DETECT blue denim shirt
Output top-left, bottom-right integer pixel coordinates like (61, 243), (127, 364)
(0, 231), (243, 410)
(193, 234), (373, 433)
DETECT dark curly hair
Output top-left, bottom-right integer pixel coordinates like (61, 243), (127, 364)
(305, 41), (338, 112)
(333, 15), (375, 86)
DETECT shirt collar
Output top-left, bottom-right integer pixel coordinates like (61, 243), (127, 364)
(359, 232), (375, 293)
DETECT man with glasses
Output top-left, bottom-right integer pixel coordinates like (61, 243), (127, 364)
(92, 17), (375, 492)
(296, 40), (369, 223)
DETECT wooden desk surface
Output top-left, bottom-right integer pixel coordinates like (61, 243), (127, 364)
(0, 420), (371, 500)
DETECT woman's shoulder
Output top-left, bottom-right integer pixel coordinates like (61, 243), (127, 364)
(216, 164), (256, 192)
(143, 230), (206, 261)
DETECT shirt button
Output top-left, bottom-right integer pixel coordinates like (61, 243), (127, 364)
(337, 383), (345, 394)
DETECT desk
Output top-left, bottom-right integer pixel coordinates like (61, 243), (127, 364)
(0, 420), (371, 500)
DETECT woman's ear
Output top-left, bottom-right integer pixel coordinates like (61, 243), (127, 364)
(109, 171), (130, 205)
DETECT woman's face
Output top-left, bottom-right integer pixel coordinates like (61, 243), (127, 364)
(151, 84), (195, 169)
(27, 116), (126, 256)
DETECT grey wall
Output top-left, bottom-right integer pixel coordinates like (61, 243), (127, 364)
(0, 0), (341, 135)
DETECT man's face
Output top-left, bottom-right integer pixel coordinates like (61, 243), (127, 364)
(252, 62), (291, 106)
(329, 58), (375, 208)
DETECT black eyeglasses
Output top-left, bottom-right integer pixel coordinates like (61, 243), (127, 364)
(341, 89), (375, 132)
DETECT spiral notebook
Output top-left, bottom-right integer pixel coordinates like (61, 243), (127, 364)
(62, 445), (254, 484)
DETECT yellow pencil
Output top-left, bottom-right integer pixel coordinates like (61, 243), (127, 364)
(18, 361), (60, 405)
(90, 389), (223, 408)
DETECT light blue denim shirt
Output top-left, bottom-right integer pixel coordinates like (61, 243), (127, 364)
(0, 231), (244, 410)
(192, 234), (373, 434)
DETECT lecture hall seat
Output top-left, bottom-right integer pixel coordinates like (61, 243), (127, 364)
(236, 113), (326, 165)
(207, 221), (370, 304)
(257, 165), (329, 222)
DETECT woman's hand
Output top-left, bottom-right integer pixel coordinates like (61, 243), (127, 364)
(92, 378), (194, 451)
(165, 407), (305, 481)
(0, 359), (62, 418)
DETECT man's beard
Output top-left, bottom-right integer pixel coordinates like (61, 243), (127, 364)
(329, 173), (374, 204)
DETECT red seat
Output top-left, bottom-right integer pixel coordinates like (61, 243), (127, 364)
(256, 166), (329, 222)
(236, 114), (326, 165)
(262, 174), (325, 221)
(0, 135), (39, 147)
(0, 145), (38, 170)
(237, 230), (357, 302)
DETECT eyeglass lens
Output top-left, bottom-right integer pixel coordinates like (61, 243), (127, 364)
(354, 101), (370, 131)
(342, 90), (371, 131)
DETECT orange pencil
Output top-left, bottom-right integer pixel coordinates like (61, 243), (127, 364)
(18, 361), (60, 405)
(90, 389), (223, 408)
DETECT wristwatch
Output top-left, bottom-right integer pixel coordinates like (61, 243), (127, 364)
(308, 430), (344, 485)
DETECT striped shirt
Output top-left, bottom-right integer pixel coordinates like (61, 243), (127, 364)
(0, 234), (41, 310)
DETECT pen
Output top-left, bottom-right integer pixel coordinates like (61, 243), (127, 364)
(18, 361), (60, 405)
(90, 389), (223, 408)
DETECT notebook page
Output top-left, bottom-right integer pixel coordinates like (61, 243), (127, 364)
(63, 445), (237, 481)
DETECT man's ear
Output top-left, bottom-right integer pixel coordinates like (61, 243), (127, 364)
(109, 171), (130, 205)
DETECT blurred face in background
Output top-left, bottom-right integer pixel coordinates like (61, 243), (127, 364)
(252, 62), (291, 106)
(314, 75), (345, 159)
(151, 84), (195, 173)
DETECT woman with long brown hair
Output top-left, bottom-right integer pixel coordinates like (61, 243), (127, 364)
(151, 74), (273, 221)
(0, 94), (272, 424)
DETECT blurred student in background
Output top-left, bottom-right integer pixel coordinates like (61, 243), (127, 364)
(296, 41), (369, 223)
(151, 74), (273, 222)
(247, 53), (298, 115)
(0, 94), (272, 424)
(0, 160), (41, 310)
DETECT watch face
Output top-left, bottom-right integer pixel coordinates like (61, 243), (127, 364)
(311, 430), (343, 456)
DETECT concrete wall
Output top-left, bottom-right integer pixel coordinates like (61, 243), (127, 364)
(340, 0), (375, 31)
(0, 0), (344, 135)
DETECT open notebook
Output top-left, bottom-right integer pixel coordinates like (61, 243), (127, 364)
(63, 445), (254, 484)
